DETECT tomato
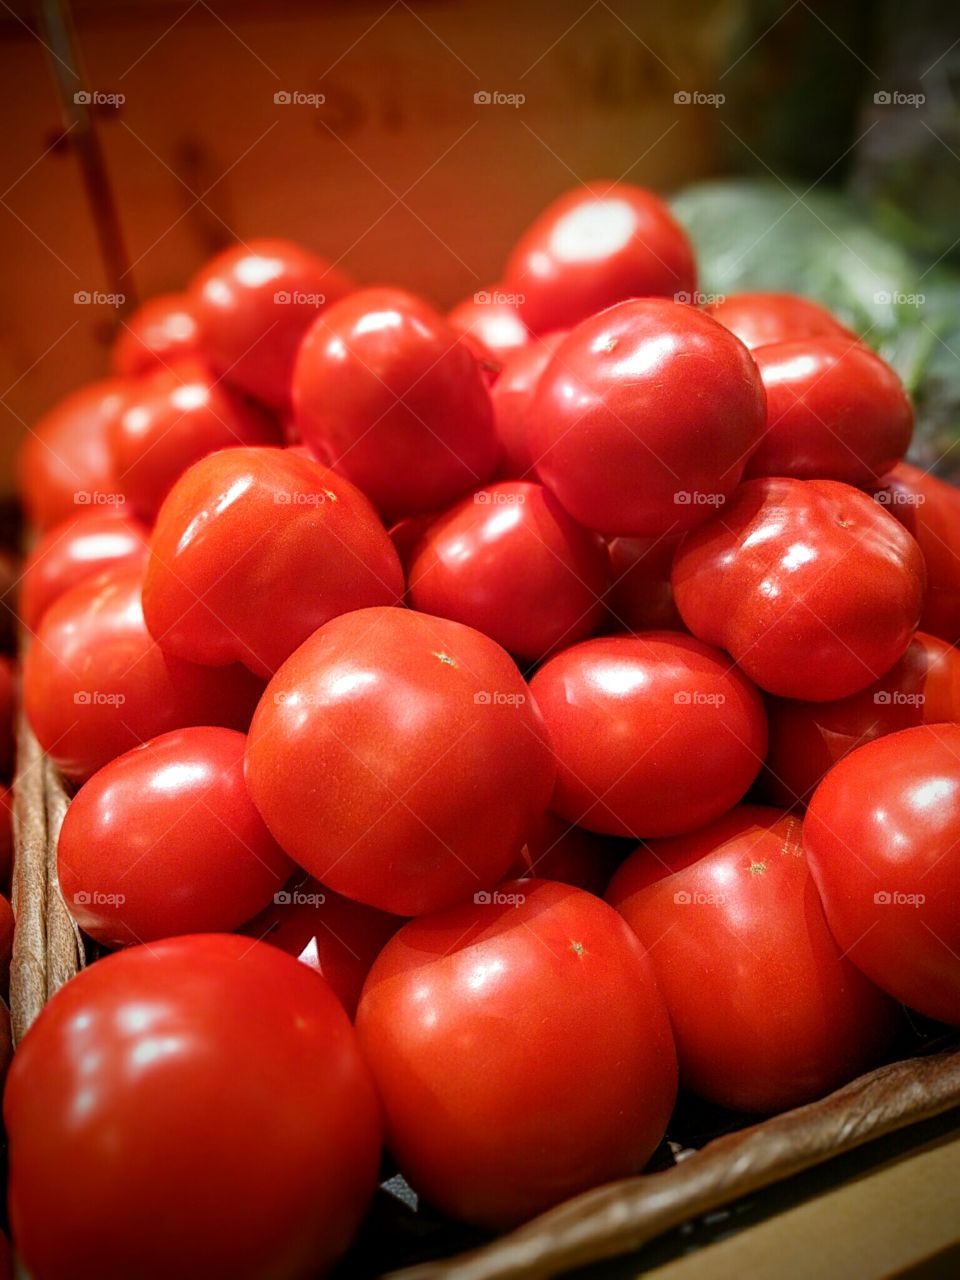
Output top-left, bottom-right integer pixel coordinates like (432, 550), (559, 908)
(605, 535), (684, 632)
(245, 607), (555, 915)
(143, 447), (403, 678)
(112, 292), (205, 378)
(0, 893), (12, 993)
(804, 724), (960, 1025)
(0, 655), (14, 781)
(529, 632), (766, 837)
(0, 787), (12, 892)
(608, 806), (898, 1112)
(489, 333), (566, 479)
(23, 566), (262, 782)
(530, 299), (766, 536)
(744, 338), (912, 485)
(292, 287), (498, 520)
(764, 632), (960, 807)
(18, 379), (130, 532)
(502, 182), (696, 334)
(447, 288), (528, 360)
(388, 512), (439, 577)
(19, 510), (150, 633)
(111, 360), (280, 521)
(5, 934), (382, 1280)
(407, 481), (610, 662)
(355, 880), (676, 1228)
(705, 292), (855, 350)
(507, 811), (623, 895)
(242, 873), (398, 1017)
(672, 477), (925, 701)
(875, 463), (960, 644)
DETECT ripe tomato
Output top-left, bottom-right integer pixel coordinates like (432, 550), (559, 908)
(407, 481), (610, 662)
(112, 292), (205, 378)
(447, 288), (528, 360)
(5, 935), (382, 1280)
(23, 566), (262, 782)
(489, 333), (566, 479)
(745, 338), (912, 485)
(502, 182), (696, 334)
(529, 632), (767, 837)
(111, 360), (280, 521)
(605, 534), (684, 632)
(0, 787), (12, 892)
(0, 655), (14, 781)
(245, 607), (555, 915)
(190, 238), (353, 412)
(507, 811), (623, 895)
(804, 724), (960, 1025)
(355, 880), (677, 1228)
(705, 292), (855, 350)
(143, 447), (403, 678)
(292, 287), (498, 520)
(0, 893), (12, 993)
(764, 632), (960, 807)
(608, 806), (898, 1113)
(19, 511), (150, 634)
(530, 299), (766, 536)
(672, 477), (926, 701)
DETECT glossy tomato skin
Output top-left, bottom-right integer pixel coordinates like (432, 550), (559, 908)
(19, 511), (150, 634)
(805, 725), (960, 1025)
(245, 607), (556, 915)
(4, 934), (382, 1280)
(530, 299), (766, 537)
(23, 567), (262, 782)
(190, 238), (353, 412)
(745, 338), (912, 485)
(112, 360), (280, 521)
(502, 182), (696, 334)
(705, 292), (855, 350)
(407, 481), (611, 662)
(673, 477), (926, 701)
(605, 535), (684, 632)
(764, 632), (960, 807)
(112, 292), (205, 378)
(608, 807), (898, 1112)
(508, 811), (624, 896)
(529, 632), (767, 838)
(293, 287), (498, 520)
(447, 288), (528, 361)
(356, 880), (677, 1228)
(143, 447), (404, 678)
(59, 727), (293, 947)
(489, 333), (566, 479)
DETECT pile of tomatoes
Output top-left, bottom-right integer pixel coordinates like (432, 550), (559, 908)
(5, 180), (960, 1280)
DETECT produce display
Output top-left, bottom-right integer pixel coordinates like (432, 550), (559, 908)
(4, 180), (960, 1279)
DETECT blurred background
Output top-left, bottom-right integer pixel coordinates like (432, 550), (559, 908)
(1, 0), (958, 488)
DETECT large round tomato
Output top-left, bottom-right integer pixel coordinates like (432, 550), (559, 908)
(608, 806), (898, 1113)
(292, 287), (498, 520)
(672, 477), (925, 700)
(529, 632), (767, 837)
(112, 293), (206, 378)
(502, 182), (696, 334)
(530, 299), (766, 536)
(4, 934), (382, 1280)
(23, 566), (262, 782)
(143, 447), (403, 678)
(447, 288), (528, 361)
(804, 724), (960, 1025)
(705, 291), (855, 350)
(355, 880), (677, 1227)
(245, 607), (555, 915)
(407, 480), (610, 662)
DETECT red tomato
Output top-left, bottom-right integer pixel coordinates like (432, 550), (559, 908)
(388, 512), (439, 577)
(705, 292), (855, 350)
(18, 379), (130, 532)
(529, 632), (767, 837)
(245, 607), (555, 915)
(530, 299), (766, 536)
(23, 566), (262, 782)
(112, 292), (205, 378)
(112, 360), (280, 521)
(19, 510), (150, 633)
(608, 806), (898, 1112)
(242, 874), (399, 1017)
(502, 182), (696, 334)
(744, 338), (912, 485)
(190, 238), (353, 412)
(447, 287), (529, 360)
(407, 481), (610, 662)
(672, 477), (925, 701)
(489, 333), (566, 479)
(355, 880), (677, 1227)
(143, 447), (403, 678)
(0, 786), (12, 892)
(804, 724), (960, 1025)
(508, 811), (623, 895)
(0, 893), (12, 992)
(59, 727), (293, 947)
(292, 287), (498, 520)
(5, 934), (382, 1280)
(764, 632), (960, 807)
(605, 534), (684, 632)
(0, 655), (14, 781)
